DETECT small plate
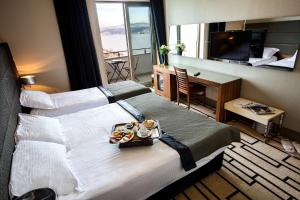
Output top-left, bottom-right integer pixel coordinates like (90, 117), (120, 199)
(142, 120), (157, 129)
(125, 123), (134, 129)
(119, 131), (135, 143)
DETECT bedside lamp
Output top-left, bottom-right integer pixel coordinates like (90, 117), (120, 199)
(19, 75), (36, 88)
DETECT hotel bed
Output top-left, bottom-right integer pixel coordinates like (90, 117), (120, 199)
(0, 42), (240, 200)
(55, 103), (230, 200)
(29, 80), (151, 117)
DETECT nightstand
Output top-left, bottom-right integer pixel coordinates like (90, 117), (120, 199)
(225, 98), (285, 142)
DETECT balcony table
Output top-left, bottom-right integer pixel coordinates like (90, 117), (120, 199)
(106, 59), (128, 83)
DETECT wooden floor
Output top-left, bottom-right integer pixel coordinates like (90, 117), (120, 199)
(172, 106), (300, 200)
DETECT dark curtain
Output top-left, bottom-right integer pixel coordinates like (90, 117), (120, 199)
(150, 0), (167, 65)
(53, 0), (102, 90)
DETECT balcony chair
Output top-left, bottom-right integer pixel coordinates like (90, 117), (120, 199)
(124, 56), (140, 81)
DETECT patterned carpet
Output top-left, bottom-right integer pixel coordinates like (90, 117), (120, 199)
(172, 124), (300, 200)
(171, 104), (300, 200)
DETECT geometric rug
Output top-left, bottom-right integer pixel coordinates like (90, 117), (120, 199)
(172, 130), (300, 200)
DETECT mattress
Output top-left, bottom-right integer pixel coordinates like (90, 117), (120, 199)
(30, 81), (151, 117)
(30, 87), (109, 117)
(100, 80), (151, 102)
(56, 104), (227, 200)
(248, 56), (277, 66)
(122, 93), (240, 164)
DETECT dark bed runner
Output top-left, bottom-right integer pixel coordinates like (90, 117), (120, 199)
(99, 80), (151, 103)
(117, 93), (240, 171)
(117, 100), (196, 170)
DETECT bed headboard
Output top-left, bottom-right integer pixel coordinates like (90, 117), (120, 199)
(0, 43), (21, 199)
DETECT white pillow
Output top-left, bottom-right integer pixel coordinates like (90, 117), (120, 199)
(20, 90), (54, 109)
(16, 113), (65, 145)
(263, 47), (280, 58)
(10, 140), (82, 196)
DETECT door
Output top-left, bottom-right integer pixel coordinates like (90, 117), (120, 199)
(125, 2), (153, 85)
(96, 2), (130, 83)
(96, 2), (154, 85)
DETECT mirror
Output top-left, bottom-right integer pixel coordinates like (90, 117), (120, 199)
(168, 16), (300, 71)
(169, 24), (199, 58)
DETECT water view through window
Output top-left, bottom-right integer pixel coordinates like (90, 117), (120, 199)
(96, 3), (128, 58)
(128, 6), (151, 55)
(96, 3), (151, 58)
(96, 2), (153, 85)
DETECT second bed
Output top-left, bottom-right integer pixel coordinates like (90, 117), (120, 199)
(28, 80), (151, 117)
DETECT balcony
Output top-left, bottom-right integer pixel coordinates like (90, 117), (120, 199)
(96, 2), (153, 87)
(104, 48), (153, 86)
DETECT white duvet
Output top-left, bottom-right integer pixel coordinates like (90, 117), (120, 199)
(56, 103), (227, 200)
(248, 56), (277, 66)
(268, 57), (296, 69)
(31, 87), (109, 117)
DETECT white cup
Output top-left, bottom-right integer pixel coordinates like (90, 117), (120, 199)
(139, 126), (148, 137)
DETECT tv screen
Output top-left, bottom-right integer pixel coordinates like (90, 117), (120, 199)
(209, 31), (252, 61)
(249, 30), (267, 58)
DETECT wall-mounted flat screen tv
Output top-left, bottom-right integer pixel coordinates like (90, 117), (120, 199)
(209, 31), (252, 61)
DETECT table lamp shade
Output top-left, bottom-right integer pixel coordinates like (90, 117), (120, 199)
(20, 75), (36, 85)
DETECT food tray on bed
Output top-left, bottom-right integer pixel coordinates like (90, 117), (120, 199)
(109, 120), (161, 148)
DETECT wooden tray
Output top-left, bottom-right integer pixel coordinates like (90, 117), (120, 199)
(110, 121), (161, 148)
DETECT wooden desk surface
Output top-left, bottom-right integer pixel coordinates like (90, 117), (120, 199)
(153, 64), (242, 122)
(154, 65), (241, 85)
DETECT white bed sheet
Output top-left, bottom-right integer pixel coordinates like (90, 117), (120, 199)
(248, 56), (277, 66)
(56, 104), (227, 200)
(268, 57), (296, 69)
(30, 87), (109, 117)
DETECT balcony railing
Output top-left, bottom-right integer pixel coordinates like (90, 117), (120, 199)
(103, 47), (151, 59)
(103, 48), (153, 85)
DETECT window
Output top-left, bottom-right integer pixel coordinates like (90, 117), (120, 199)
(96, 2), (153, 84)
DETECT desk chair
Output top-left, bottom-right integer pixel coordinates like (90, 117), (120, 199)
(174, 67), (206, 110)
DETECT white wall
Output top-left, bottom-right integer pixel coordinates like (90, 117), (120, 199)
(86, 0), (109, 84)
(0, 0), (70, 91)
(165, 0), (300, 133)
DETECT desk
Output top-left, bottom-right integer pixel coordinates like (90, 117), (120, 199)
(153, 65), (241, 122)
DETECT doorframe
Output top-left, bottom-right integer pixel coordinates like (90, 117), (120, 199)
(95, 1), (153, 82)
(124, 2), (153, 81)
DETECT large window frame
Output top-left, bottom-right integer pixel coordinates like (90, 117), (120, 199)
(96, 1), (153, 81)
